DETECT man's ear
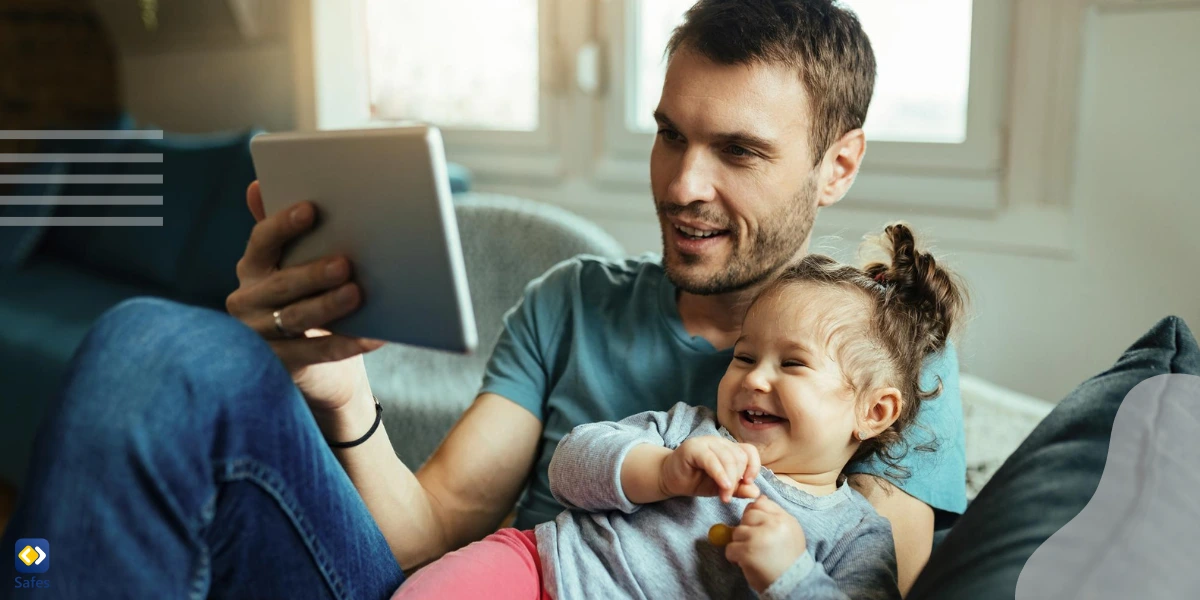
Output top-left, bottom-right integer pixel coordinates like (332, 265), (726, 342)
(816, 128), (866, 208)
(859, 387), (902, 440)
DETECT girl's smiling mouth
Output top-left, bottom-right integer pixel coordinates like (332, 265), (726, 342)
(739, 408), (787, 430)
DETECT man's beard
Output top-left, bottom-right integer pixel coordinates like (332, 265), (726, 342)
(657, 174), (818, 296)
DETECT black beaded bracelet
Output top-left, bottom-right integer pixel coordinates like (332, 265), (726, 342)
(327, 395), (383, 449)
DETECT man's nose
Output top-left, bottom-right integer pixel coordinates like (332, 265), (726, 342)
(665, 149), (717, 206)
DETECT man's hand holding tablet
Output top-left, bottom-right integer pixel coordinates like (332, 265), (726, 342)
(225, 126), (477, 441)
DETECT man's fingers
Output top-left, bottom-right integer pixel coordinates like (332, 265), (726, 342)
(247, 256), (352, 310)
(238, 201), (315, 281)
(256, 282), (361, 339)
(247, 181), (266, 222)
(271, 333), (375, 371)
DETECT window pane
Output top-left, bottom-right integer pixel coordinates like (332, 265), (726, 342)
(365, 0), (539, 131)
(632, 0), (972, 143)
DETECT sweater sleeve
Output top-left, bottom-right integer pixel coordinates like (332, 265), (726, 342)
(548, 402), (713, 514)
(759, 517), (900, 600)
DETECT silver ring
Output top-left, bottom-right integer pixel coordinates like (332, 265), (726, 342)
(272, 310), (293, 337)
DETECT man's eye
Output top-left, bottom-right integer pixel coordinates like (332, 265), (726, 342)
(658, 129), (682, 142)
(725, 145), (751, 158)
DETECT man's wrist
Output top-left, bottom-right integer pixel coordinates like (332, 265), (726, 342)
(312, 391), (379, 443)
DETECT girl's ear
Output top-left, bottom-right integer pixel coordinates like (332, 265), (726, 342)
(858, 387), (902, 441)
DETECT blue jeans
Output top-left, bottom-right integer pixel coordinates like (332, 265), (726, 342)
(2, 298), (406, 599)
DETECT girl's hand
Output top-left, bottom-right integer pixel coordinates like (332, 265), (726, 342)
(660, 436), (761, 502)
(725, 496), (809, 593)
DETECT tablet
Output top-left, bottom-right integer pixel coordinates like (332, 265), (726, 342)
(249, 126), (477, 354)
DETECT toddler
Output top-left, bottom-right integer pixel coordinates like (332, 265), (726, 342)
(393, 223), (966, 600)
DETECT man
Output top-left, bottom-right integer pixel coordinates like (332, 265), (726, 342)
(234, 0), (963, 590)
(1, 1), (962, 598)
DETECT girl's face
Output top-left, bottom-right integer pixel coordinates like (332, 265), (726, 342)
(716, 284), (865, 477)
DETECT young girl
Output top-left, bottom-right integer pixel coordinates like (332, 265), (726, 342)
(393, 223), (966, 600)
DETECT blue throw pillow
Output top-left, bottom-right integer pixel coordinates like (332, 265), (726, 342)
(37, 130), (258, 294)
(908, 316), (1200, 599)
(173, 130), (260, 306)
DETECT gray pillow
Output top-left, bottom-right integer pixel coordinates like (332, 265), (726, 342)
(908, 316), (1200, 599)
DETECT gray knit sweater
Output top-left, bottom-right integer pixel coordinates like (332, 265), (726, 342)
(535, 402), (900, 600)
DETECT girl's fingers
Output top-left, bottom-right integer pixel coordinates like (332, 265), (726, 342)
(739, 508), (769, 528)
(715, 447), (743, 501)
(733, 481), (761, 500)
(747, 495), (782, 514)
(702, 453), (732, 492)
(732, 523), (756, 542)
(724, 541), (748, 566)
(739, 443), (761, 483)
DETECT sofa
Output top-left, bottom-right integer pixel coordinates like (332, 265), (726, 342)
(0, 118), (471, 487)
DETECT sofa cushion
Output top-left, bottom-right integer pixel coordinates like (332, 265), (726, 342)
(172, 131), (260, 307)
(908, 316), (1200, 599)
(0, 256), (167, 485)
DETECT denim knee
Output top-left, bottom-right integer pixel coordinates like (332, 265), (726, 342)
(56, 296), (288, 434)
(88, 296), (261, 357)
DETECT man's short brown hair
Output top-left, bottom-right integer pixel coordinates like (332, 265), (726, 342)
(666, 0), (876, 166)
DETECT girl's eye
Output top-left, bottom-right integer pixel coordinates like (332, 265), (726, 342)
(782, 360), (806, 369)
(734, 355), (756, 365)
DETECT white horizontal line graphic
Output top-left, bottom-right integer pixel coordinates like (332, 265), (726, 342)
(0, 130), (164, 140)
(0, 196), (164, 205)
(0, 175), (163, 184)
(0, 153), (164, 163)
(0, 217), (164, 226)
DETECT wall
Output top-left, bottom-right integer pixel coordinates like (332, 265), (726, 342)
(0, 0), (120, 166)
(92, 0), (297, 133)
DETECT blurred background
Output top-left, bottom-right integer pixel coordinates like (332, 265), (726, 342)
(0, 0), (1197, 505)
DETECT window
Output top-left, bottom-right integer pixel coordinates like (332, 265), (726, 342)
(364, 0), (540, 131)
(632, 0), (973, 144)
(309, 0), (556, 153)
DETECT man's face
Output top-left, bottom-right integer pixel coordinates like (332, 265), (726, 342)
(651, 50), (821, 295)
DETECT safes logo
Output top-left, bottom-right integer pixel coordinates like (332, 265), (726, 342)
(14, 539), (48, 574)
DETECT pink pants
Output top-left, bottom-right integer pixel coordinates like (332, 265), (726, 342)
(391, 528), (552, 600)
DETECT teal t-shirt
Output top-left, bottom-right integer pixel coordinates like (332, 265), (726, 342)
(480, 255), (966, 530)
